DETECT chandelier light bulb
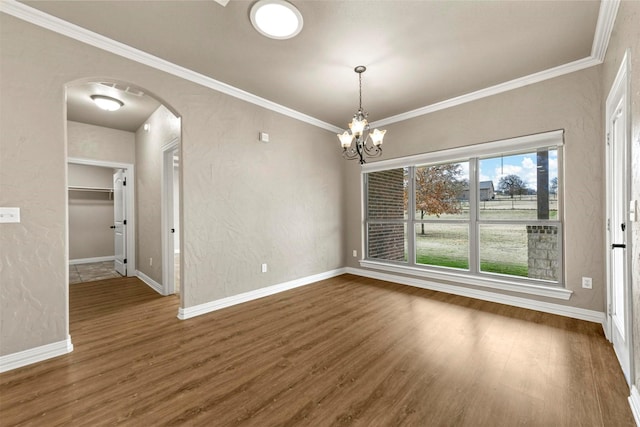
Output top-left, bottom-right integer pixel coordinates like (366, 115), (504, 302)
(349, 118), (367, 137)
(370, 129), (386, 146)
(338, 131), (354, 148)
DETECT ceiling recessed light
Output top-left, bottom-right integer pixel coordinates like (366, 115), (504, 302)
(90, 95), (124, 111)
(250, 0), (303, 40)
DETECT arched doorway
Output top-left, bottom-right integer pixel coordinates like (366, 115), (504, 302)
(65, 78), (183, 329)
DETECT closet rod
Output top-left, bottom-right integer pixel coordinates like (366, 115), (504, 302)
(68, 186), (113, 193)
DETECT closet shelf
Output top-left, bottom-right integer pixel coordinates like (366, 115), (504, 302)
(68, 186), (114, 199)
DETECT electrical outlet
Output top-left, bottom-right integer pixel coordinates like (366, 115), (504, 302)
(261, 263), (268, 273)
(581, 277), (592, 289)
(352, 250), (357, 257)
(149, 257), (153, 266)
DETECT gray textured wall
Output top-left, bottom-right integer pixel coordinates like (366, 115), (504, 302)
(67, 121), (136, 164)
(134, 105), (180, 284)
(0, 15), (344, 356)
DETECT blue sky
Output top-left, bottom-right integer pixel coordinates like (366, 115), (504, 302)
(456, 150), (558, 191)
(480, 150), (558, 191)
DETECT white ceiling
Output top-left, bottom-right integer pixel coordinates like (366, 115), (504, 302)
(17, 0), (603, 132)
(66, 81), (160, 132)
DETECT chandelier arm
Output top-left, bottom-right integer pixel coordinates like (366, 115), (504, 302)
(363, 145), (383, 157)
(362, 142), (381, 156)
(354, 137), (366, 164)
(342, 147), (360, 160)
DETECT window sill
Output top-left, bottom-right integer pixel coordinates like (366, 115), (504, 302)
(358, 260), (572, 300)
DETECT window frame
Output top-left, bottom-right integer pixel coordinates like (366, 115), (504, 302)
(361, 130), (571, 300)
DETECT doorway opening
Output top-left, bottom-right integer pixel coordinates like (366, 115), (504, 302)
(162, 138), (181, 295)
(68, 158), (136, 283)
(65, 77), (182, 317)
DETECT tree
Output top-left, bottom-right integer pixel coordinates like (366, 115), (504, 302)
(498, 174), (527, 199)
(550, 177), (558, 199)
(415, 164), (464, 234)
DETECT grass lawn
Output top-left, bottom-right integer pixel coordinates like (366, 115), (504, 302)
(416, 254), (469, 270)
(381, 199), (560, 278)
(414, 219), (535, 278)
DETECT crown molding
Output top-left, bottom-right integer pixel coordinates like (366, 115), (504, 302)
(591, 0), (620, 61)
(1, 0), (620, 132)
(0, 0), (342, 134)
(370, 56), (600, 128)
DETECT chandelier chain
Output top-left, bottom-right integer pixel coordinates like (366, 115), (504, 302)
(359, 72), (363, 111)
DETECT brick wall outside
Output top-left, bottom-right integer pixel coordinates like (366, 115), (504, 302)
(367, 169), (406, 261)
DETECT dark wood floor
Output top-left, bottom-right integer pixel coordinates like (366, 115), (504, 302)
(0, 274), (634, 426)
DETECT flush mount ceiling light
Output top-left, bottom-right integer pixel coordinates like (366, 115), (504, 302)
(338, 66), (386, 164)
(90, 95), (124, 111)
(250, 0), (303, 40)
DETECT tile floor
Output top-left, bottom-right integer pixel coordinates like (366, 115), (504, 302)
(69, 261), (122, 284)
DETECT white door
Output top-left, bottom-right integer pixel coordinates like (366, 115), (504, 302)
(113, 169), (127, 276)
(162, 141), (180, 295)
(605, 52), (631, 385)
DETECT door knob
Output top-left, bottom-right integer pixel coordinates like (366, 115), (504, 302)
(612, 243), (626, 249)
(170, 228), (175, 233)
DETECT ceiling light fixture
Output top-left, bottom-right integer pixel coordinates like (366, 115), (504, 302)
(90, 95), (124, 111)
(250, 0), (303, 40)
(338, 66), (386, 164)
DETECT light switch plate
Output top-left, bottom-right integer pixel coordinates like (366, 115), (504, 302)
(0, 207), (20, 223)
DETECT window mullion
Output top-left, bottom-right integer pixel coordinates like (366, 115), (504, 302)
(469, 158), (479, 274)
(408, 166), (416, 266)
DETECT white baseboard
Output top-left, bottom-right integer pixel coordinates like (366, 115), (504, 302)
(345, 267), (605, 324)
(69, 256), (115, 265)
(136, 270), (165, 295)
(0, 336), (73, 373)
(178, 268), (346, 320)
(630, 386), (640, 427)
(602, 318), (611, 341)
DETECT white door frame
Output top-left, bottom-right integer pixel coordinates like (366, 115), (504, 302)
(68, 157), (136, 276)
(604, 49), (633, 385)
(161, 138), (180, 295)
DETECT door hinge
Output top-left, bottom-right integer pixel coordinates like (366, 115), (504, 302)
(124, 219), (127, 225)
(124, 258), (127, 264)
(607, 218), (610, 231)
(608, 303), (612, 315)
(606, 133), (610, 145)
(123, 177), (127, 186)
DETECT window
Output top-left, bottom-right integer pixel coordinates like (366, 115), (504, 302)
(363, 130), (564, 291)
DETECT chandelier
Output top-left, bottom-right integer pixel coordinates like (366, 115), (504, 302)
(337, 66), (386, 164)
